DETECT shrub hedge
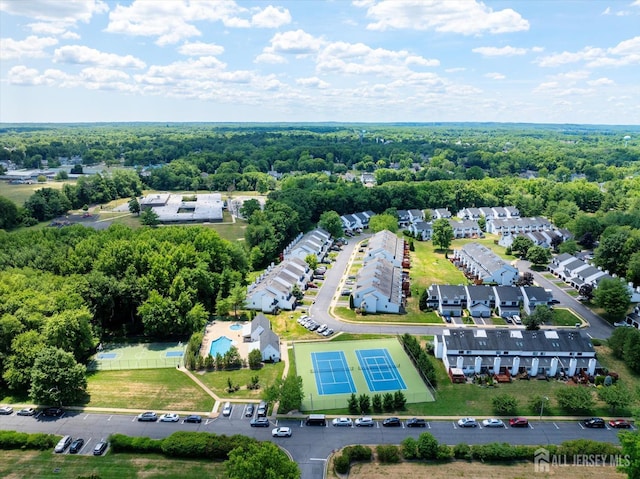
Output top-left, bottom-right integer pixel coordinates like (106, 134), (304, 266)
(0, 430), (58, 450)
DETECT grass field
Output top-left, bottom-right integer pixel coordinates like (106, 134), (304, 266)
(0, 450), (226, 479)
(550, 308), (581, 326)
(0, 180), (71, 206)
(85, 369), (214, 412)
(196, 361), (285, 400)
(293, 338), (432, 411)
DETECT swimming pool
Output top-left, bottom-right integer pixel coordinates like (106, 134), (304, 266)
(209, 336), (233, 357)
(229, 323), (242, 331)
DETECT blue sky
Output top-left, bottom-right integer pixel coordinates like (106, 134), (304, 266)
(1, 0), (639, 124)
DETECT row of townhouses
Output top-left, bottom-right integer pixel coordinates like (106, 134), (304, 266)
(453, 242), (519, 286)
(548, 253), (640, 301)
(351, 230), (408, 314)
(434, 328), (601, 379)
(427, 284), (552, 318)
(245, 229), (332, 313)
(498, 229), (572, 249)
(341, 211), (376, 232)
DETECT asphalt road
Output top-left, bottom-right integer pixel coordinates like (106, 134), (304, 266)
(1, 410), (628, 479)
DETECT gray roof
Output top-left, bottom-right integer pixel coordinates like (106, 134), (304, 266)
(466, 285), (494, 302)
(443, 329), (596, 355)
(260, 327), (280, 356)
(494, 285), (522, 302)
(437, 285), (467, 300)
(522, 286), (549, 302)
(459, 242), (517, 277)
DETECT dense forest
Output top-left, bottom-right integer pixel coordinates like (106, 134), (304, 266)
(0, 123), (639, 402)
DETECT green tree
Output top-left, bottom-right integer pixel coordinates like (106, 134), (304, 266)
(382, 392), (395, 411)
(358, 394), (371, 414)
(248, 349), (263, 369)
(432, 218), (454, 251)
(29, 347), (87, 405)
(556, 386), (594, 413)
(627, 251), (640, 288)
(318, 210), (344, 239)
(304, 253), (318, 272)
(43, 308), (95, 362)
(527, 245), (551, 266)
(369, 213), (398, 233)
(558, 239), (579, 255)
(3, 330), (47, 392)
(239, 198), (261, 219)
(226, 441), (300, 479)
(138, 291), (179, 337)
(372, 394), (382, 412)
(618, 429), (640, 479)
(608, 326), (638, 359)
(597, 383), (632, 414)
(393, 390), (406, 410)
(623, 331), (640, 374)
(0, 195), (20, 230)
(492, 393), (518, 415)
(128, 197), (140, 215)
(277, 375), (304, 414)
(523, 305), (552, 330)
(594, 278), (632, 320)
(347, 393), (359, 414)
(140, 206), (159, 226)
(227, 283), (246, 318)
(511, 236), (534, 258)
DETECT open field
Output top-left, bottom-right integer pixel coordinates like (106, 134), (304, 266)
(85, 369), (214, 412)
(196, 361), (285, 400)
(344, 460), (626, 479)
(0, 450), (226, 479)
(0, 180), (71, 206)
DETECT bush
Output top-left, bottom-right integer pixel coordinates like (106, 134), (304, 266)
(372, 394), (383, 412)
(334, 454), (350, 474)
(558, 439), (621, 457)
(344, 444), (372, 462)
(453, 443), (472, 460)
(0, 431), (58, 450)
(436, 444), (454, 461)
(492, 393), (518, 415)
(382, 392), (395, 411)
(26, 433), (58, 450)
(109, 434), (163, 454)
(376, 445), (401, 463)
(401, 437), (418, 459)
(417, 432), (439, 460)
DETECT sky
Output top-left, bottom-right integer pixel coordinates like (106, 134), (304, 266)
(0, 0), (639, 125)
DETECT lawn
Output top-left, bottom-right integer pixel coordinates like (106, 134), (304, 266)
(0, 180), (71, 206)
(196, 361), (285, 400)
(85, 369), (214, 412)
(0, 450), (226, 479)
(549, 308), (581, 326)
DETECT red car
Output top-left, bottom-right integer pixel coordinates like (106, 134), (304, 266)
(609, 419), (632, 429)
(509, 417), (529, 427)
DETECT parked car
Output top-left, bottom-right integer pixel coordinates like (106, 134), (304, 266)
(43, 407), (64, 417)
(332, 417), (353, 427)
(137, 411), (158, 422)
(250, 417), (270, 427)
(457, 417), (478, 428)
(0, 406), (13, 415)
(271, 427), (292, 437)
(355, 417), (375, 427)
(93, 441), (108, 456)
(54, 435), (72, 453)
(340, 290), (351, 296)
(222, 402), (233, 417)
(583, 417), (606, 428)
(406, 418), (427, 428)
(609, 419), (632, 429)
(509, 417), (529, 428)
(159, 413), (180, 422)
(382, 417), (401, 427)
(322, 328), (334, 337)
(257, 401), (268, 417)
(482, 418), (505, 428)
(16, 407), (36, 416)
(317, 324), (328, 334)
(306, 282), (318, 289)
(184, 415), (202, 423)
(245, 405), (255, 417)
(512, 315), (522, 325)
(69, 438), (85, 454)
(614, 321), (632, 327)
(308, 322), (320, 331)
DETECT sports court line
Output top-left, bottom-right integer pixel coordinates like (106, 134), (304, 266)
(312, 351), (356, 395)
(356, 348), (406, 391)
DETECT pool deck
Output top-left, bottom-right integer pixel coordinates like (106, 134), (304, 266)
(200, 320), (253, 360)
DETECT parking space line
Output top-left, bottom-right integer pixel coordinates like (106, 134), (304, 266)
(452, 422), (457, 429)
(107, 415), (112, 421)
(427, 422), (431, 429)
(529, 423), (534, 429)
(553, 423), (559, 429)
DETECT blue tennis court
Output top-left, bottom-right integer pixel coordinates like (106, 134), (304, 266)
(165, 351), (183, 358)
(311, 351), (357, 395)
(356, 348), (407, 392)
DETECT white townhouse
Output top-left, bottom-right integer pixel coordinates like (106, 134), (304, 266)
(486, 217), (552, 236)
(243, 313), (281, 362)
(364, 230), (405, 267)
(409, 221), (432, 241)
(448, 219), (482, 239)
(408, 209), (425, 224)
(453, 242), (519, 285)
(352, 257), (403, 314)
(521, 286), (551, 315)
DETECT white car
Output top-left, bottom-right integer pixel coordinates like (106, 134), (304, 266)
(355, 417), (375, 427)
(0, 406), (14, 415)
(317, 324), (328, 334)
(159, 413), (180, 422)
(332, 417), (353, 427)
(271, 427), (292, 437)
(512, 315), (522, 325)
(482, 418), (505, 428)
(457, 417), (478, 428)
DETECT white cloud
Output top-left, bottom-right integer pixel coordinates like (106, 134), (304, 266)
(485, 72), (505, 80)
(8, 65), (42, 85)
(472, 45), (527, 57)
(251, 5), (291, 28)
(588, 77), (615, 86)
(105, 0), (286, 45)
(602, 7), (611, 15)
(0, 0), (108, 23)
(178, 42), (224, 57)
(267, 30), (323, 55)
(296, 77), (330, 89)
(445, 67), (466, 73)
(255, 52), (286, 64)
(61, 31), (80, 40)
(405, 55), (440, 67)
(0, 35), (58, 60)
(537, 36), (640, 68)
(53, 45), (146, 69)
(359, 0), (529, 34)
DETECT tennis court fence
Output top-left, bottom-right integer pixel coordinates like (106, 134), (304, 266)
(87, 357), (182, 371)
(310, 363), (402, 374)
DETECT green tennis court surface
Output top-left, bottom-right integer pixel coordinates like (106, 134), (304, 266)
(88, 342), (186, 371)
(294, 338), (434, 411)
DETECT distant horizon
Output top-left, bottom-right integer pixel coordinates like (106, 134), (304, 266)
(1, 1), (639, 124)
